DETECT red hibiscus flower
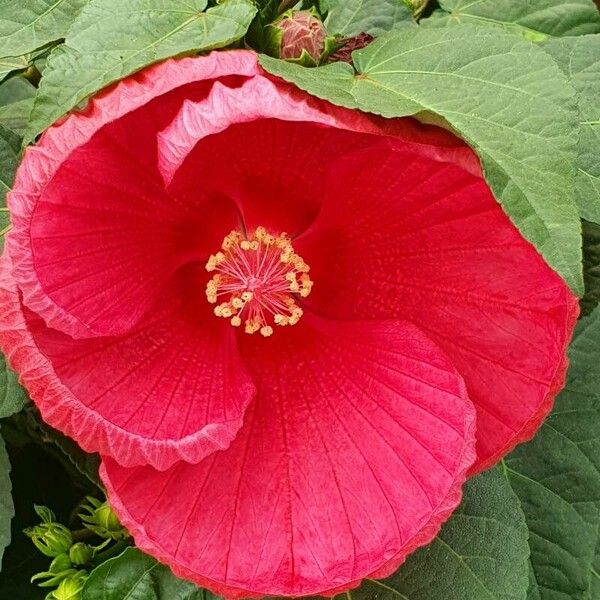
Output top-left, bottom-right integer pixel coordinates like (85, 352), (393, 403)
(0, 50), (577, 598)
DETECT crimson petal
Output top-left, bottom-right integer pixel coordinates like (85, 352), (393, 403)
(298, 145), (578, 473)
(8, 51), (259, 339)
(102, 314), (475, 598)
(0, 255), (255, 469)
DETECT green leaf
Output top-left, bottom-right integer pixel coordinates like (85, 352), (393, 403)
(543, 35), (600, 225)
(504, 307), (600, 599)
(0, 76), (36, 105)
(0, 55), (31, 82)
(425, 0), (600, 40)
(25, 0), (258, 141)
(260, 26), (583, 294)
(325, 0), (414, 37)
(0, 431), (14, 570)
(0, 99), (33, 136)
(0, 77), (34, 138)
(0, 354), (28, 419)
(0, 0), (89, 58)
(272, 469), (529, 600)
(82, 547), (214, 600)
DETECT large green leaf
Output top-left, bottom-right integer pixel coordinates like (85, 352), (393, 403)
(0, 0), (89, 58)
(504, 307), (600, 599)
(267, 469), (529, 600)
(260, 26), (582, 294)
(25, 0), (257, 141)
(543, 35), (600, 225)
(0, 431), (14, 570)
(82, 547), (215, 600)
(325, 0), (414, 37)
(425, 0), (600, 39)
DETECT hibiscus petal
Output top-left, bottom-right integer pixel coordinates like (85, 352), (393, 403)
(158, 72), (477, 237)
(298, 145), (578, 473)
(8, 50), (259, 339)
(0, 254), (255, 469)
(101, 315), (476, 598)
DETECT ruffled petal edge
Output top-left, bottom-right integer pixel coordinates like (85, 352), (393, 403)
(0, 250), (255, 469)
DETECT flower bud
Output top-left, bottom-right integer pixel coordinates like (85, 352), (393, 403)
(266, 9), (337, 66)
(50, 553), (73, 573)
(69, 543), (93, 566)
(25, 522), (73, 558)
(49, 572), (87, 600)
(79, 497), (128, 541)
(31, 554), (77, 588)
(35, 505), (57, 524)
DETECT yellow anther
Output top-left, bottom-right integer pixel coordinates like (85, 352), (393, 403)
(205, 227), (313, 336)
(206, 253), (224, 272)
(245, 320), (261, 335)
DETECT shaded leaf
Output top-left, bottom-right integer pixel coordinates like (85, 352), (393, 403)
(325, 0), (414, 37)
(0, 353), (28, 419)
(0, 98), (34, 136)
(0, 431), (14, 569)
(25, 0), (257, 141)
(260, 26), (582, 293)
(425, 0), (600, 39)
(0, 124), (20, 205)
(582, 220), (600, 316)
(0, 76), (36, 105)
(505, 307), (600, 599)
(0, 0), (89, 58)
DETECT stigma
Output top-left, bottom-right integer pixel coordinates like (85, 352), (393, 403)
(205, 227), (313, 336)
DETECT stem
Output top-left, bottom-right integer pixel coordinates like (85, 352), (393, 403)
(71, 528), (95, 542)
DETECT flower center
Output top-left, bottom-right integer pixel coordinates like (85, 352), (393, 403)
(205, 227), (313, 337)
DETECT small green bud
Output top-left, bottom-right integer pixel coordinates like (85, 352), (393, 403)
(50, 553), (74, 573)
(69, 543), (93, 566)
(31, 554), (76, 588)
(50, 572), (87, 600)
(79, 497), (128, 541)
(25, 522), (73, 558)
(35, 505), (57, 524)
(265, 9), (339, 66)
